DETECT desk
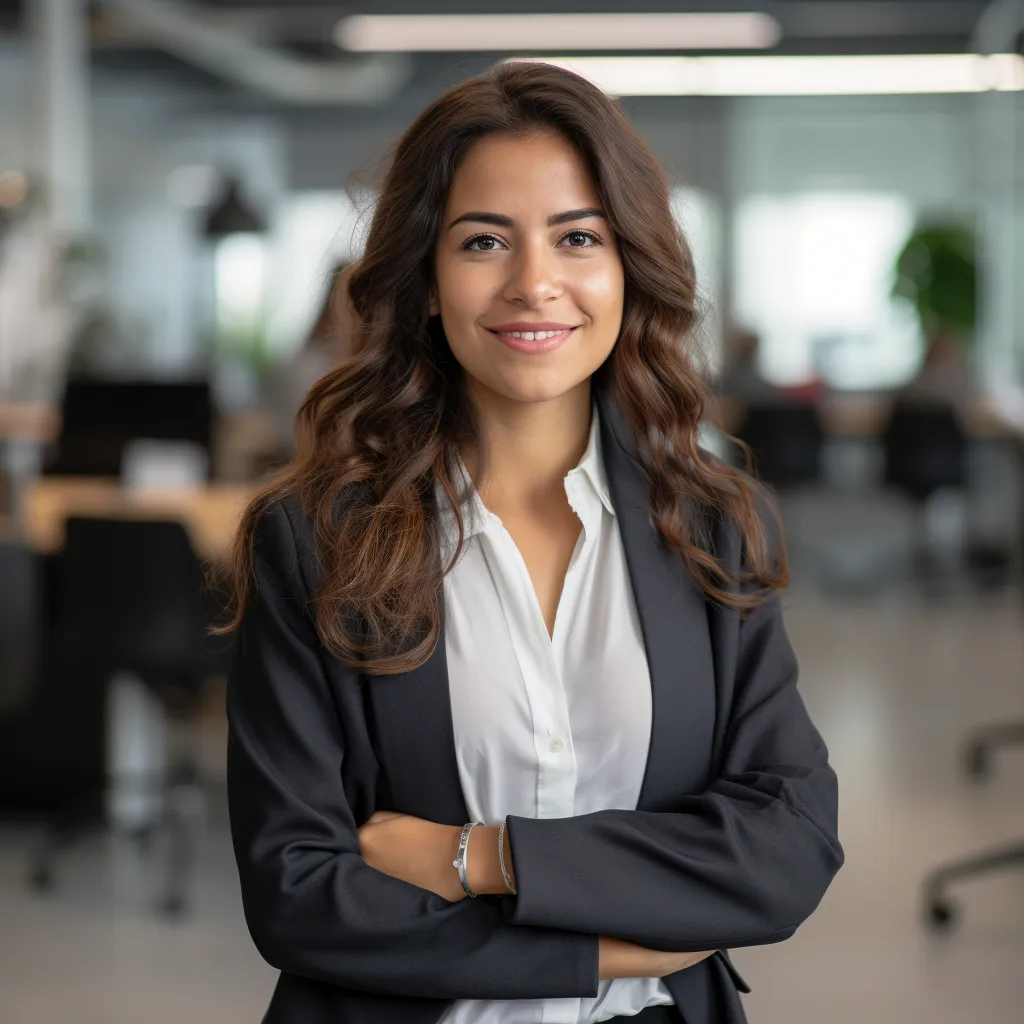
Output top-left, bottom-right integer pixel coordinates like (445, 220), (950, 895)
(0, 403), (60, 444)
(710, 391), (1024, 442)
(21, 478), (256, 561)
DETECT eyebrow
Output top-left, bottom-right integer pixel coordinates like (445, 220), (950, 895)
(447, 207), (606, 230)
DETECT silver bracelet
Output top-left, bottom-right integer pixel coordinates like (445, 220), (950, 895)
(497, 819), (517, 894)
(453, 822), (483, 898)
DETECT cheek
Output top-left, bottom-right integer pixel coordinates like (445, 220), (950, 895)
(436, 262), (492, 331)
(576, 262), (625, 328)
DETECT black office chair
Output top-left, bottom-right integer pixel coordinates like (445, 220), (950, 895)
(733, 403), (825, 489)
(882, 400), (967, 501)
(29, 517), (231, 916)
(0, 540), (36, 718)
(881, 400), (968, 584)
(924, 723), (1024, 928)
(0, 546), (107, 816)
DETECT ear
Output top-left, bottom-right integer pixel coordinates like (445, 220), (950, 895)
(428, 292), (440, 317)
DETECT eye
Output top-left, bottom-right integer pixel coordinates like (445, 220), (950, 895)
(560, 229), (602, 249)
(462, 233), (507, 252)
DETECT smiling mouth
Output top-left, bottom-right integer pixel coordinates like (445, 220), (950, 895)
(486, 325), (579, 355)
(489, 327), (575, 341)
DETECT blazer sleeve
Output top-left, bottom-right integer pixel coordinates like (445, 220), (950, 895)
(227, 500), (598, 1001)
(502, 536), (843, 951)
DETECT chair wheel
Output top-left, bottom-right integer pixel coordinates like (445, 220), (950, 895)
(29, 863), (53, 892)
(129, 824), (157, 857)
(966, 744), (989, 780)
(927, 898), (958, 930)
(160, 892), (188, 918)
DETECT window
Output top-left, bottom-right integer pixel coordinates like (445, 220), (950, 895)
(732, 192), (922, 389)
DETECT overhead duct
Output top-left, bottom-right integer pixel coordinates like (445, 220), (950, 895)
(101, 0), (410, 105)
(972, 0), (1024, 51)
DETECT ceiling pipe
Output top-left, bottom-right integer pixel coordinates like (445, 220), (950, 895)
(972, 0), (1024, 51)
(101, 0), (410, 105)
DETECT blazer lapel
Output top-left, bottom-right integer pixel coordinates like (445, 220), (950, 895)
(369, 392), (717, 824)
(597, 391), (718, 808)
(364, 625), (470, 826)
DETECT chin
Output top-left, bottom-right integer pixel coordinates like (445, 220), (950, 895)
(486, 369), (588, 406)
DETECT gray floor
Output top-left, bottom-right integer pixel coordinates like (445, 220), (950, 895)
(2, 588), (1023, 1024)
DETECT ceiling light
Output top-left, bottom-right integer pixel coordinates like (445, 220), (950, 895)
(335, 13), (781, 53)
(514, 54), (1024, 97)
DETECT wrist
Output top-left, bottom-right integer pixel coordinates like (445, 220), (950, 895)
(466, 825), (512, 896)
(444, 825), (468, 900)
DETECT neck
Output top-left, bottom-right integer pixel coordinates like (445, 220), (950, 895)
(463, 378), (593, 513)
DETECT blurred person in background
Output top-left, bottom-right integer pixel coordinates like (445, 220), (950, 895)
(710, 323), (780, 436)
(221, 62), (842, 1024)
(899, 330), (971, 409)
(717, 324), (778, 406)
(267, 261), (356, 456)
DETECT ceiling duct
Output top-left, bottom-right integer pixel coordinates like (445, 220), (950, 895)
(972, 0), (1024, 51)
(101, 0), (410, 105)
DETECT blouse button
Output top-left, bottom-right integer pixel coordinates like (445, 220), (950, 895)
(547, 737), (565, 754)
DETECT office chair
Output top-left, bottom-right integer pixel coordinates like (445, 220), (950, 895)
(0, 545), (108, 815)
(882, 400), (967, 501)
(0, 540), (36, 716)
(924, 729), (1024, 928)
(733, 403), (825, 490)
(29, 517), (231, 916)
(881, 400), (968, 584)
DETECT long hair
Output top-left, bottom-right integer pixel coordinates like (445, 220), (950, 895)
(220, 61), (787, 675)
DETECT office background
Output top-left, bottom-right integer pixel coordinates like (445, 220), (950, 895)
(1, 3), (1023, 1023)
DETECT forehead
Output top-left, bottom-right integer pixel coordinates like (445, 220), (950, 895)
(445, 130), (600, 215)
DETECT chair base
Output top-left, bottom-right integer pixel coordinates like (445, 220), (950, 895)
(922, 718), (1024, 930)
(965, 721), (1024, 780)
(27, 758), (204, 919)
(923, 842), (1024, 931)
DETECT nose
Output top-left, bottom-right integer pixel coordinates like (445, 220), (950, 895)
(502, 238), (562, 307)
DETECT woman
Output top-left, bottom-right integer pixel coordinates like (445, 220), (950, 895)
(224, 62), (843, 1024)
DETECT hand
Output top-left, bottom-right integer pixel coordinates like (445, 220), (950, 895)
(598, 936), (716, 980)
(358, 811), (465, 902)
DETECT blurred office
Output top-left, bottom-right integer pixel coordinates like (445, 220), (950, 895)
(2, 2), (1024, 1022)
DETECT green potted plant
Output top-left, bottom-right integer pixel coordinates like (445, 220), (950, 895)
(891, 223), (977, 360)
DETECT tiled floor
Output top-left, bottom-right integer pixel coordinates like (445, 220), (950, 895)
(2, 587), (1023, 1024)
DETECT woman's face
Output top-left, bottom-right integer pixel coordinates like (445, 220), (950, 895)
(432, 130), (625, 407)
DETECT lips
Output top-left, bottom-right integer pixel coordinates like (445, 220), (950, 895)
(487, 324), (579, 354)
(491, 327), (571, 342)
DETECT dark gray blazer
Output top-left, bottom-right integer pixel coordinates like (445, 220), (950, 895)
(227, 394), (843, 1024)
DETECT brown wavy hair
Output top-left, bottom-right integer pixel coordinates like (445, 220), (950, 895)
(221, 61), (787, 675)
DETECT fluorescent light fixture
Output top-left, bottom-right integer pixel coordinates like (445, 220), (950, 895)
(335, 13), (781, 53)
(515, 53), (1024, 96)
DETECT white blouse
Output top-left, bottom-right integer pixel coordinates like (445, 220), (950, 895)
(437, 409), (675, 1024)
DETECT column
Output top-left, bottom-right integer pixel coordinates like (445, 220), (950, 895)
(30, 0), (92, 237)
